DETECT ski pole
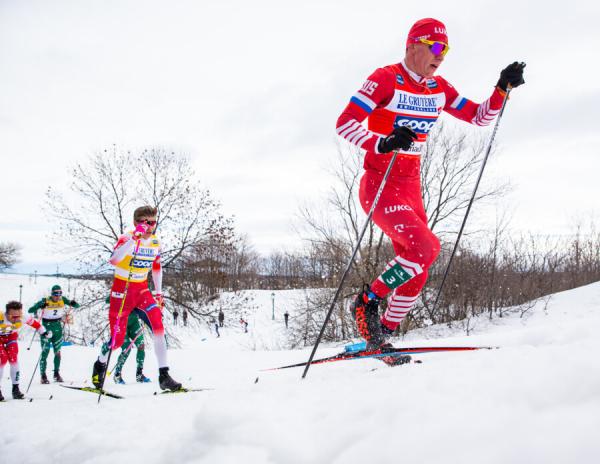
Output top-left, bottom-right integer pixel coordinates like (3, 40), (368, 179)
(430, 87), (513, 314)
(26, 330), (37, 351)
(97, 238), (142, 403)
(302, 151), (399, 379)
(27, 310), (43, 350)
(25, 345), (44, 394)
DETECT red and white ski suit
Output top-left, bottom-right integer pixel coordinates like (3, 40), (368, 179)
(0, 314), (43, 385)
(336, 61), (506, 330)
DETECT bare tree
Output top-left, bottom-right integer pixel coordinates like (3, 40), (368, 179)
(0, 242), (20, 270)
(290, 123), (509, 345)
(46, 146), (233, 274)
(45, 146), (236, 338)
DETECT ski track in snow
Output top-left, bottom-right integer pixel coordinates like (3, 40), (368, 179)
(1, 273), (600, 464)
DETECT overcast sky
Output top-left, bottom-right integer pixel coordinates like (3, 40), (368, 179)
(1, 0), (599, 274)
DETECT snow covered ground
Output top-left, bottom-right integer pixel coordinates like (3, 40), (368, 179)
(1, 273), (600, 464)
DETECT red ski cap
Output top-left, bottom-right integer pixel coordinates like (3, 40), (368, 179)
(406, 18), (448, 47)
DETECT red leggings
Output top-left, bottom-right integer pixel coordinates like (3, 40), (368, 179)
(109, 280), (164, 349)
(359, 170), (440, 330)
(0, 333), (19, 365)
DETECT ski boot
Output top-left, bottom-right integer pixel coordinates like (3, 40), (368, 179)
(113, 371), (125, 385)
(0, 388), (4, 402)
(352, 286), (387, 350)
(53, 370), (64, 383)
(40, 373), (50, 384)
(136, 368), (151, 383)
(158, 367), (182, 391)
(12, 384), (25, 400)
(92, 359), (108, 388)
(380, 354), (412, 366)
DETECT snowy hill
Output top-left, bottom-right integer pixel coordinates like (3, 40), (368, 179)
(1, 274), (599, 464)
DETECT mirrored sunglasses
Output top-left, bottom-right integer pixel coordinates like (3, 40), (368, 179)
(417, 38), (450, 57)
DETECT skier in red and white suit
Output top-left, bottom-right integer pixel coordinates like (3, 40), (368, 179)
(0, 301), (50, 400)
(91, 205), (182, 391)
(337, 18), (525, 348)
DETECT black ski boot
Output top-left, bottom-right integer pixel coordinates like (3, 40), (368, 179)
(136, 368), (151, 383)
(40, 373), (50, 384)
(53, 370), (64, 383)
(380, 353), (412, 366)
(0, 388), (4, 402)
(158, 367), (182, 391)
(352, 286), (387, 349)
(12, 384), (25, 400)
(92, 359), (108, 388)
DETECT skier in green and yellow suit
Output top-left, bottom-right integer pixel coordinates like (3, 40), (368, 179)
(103, 296), (151, 384)
(28, 284), (79, 383)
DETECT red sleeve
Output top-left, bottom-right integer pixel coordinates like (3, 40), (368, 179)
(26, 317), (41, 331)
(336, 67), (396, 153)
(438, 77), (507, 126)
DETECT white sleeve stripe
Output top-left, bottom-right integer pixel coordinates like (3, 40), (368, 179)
(336, 120), (357, 134)
(348, 128), (368, 144)
(385, 314), (409, 322)
(390, 295), (419, 302)
(356, 133), (372, 148)
(387, 309), (411, 315)
(339, 122), (361, 138)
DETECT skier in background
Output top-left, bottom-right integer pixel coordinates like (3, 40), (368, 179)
(1, 301), (51, 400)
(218, 309), (224, 327)
(284, 311), (289, 329)
(336, 18), (525, 349)
(91, 205), (182, 391)
(182, 310), (188, 327)
(28, 284), (80, 383)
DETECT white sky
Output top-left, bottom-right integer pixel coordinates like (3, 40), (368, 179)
(1, 0), (599, 273)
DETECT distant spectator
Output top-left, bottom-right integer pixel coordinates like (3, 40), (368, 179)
(182, 310), (188, 327)
(239, 318), (248, 333)
(284, 311), (289, 329)
(173, 310), (179, 325)
(218, 310), (224, 327)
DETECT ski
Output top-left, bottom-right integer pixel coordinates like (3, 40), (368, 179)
(60, 384), (124, 399)
(153, 387), (212, 396)
(266, 345), (496, 371)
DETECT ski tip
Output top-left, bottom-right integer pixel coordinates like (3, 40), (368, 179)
(49, 395), (53, 400)
(254, 377), (259, 384)
(29, 398), (33, 402)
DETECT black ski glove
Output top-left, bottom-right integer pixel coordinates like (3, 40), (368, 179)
(497, 61), (526, 91)
(40, 300), (48, 309)
(377, 126), (418, 154)
(69, 300), (78, 307)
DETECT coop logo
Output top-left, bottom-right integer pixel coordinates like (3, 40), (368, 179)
(394, 224), (406, 233)
(394, 116), (437, 134)
(396, 74), (404, 85)
(384, 204), (413, 214)
(131, 259), (153, 269)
